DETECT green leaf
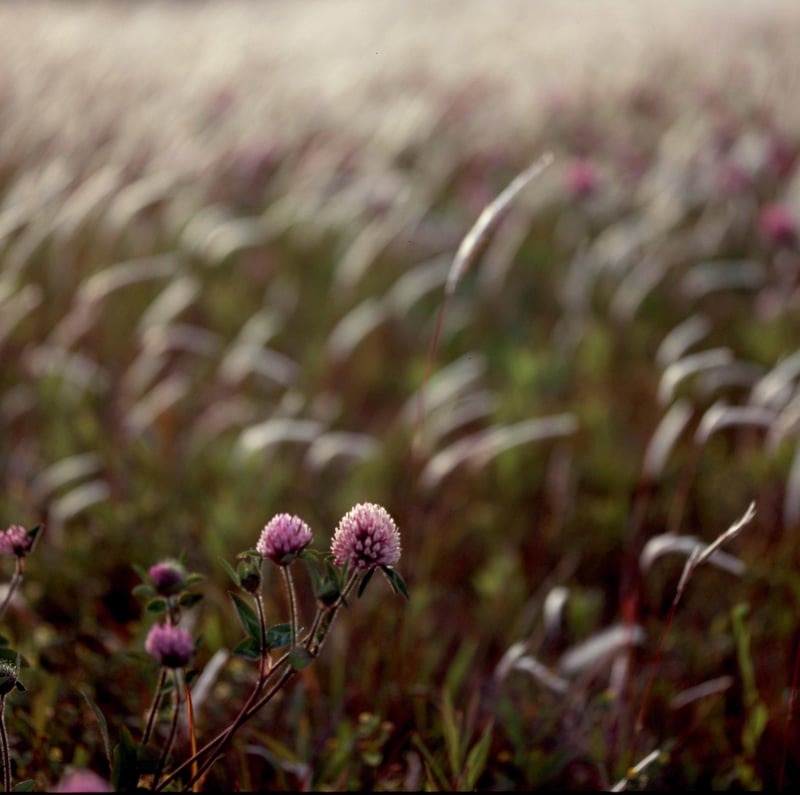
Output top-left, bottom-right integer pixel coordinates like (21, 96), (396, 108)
(0, 648), (29, 667)
(12, 780), (36, 792)
(112, 726), (139, 792)
(80, 687), (113, 769)
(219, 556), (241, 588)
(178, 592), (203, 608)
(357, 568), (375, 598)
(463, 720), (494, 790)
(131, 583), (155, 599)
(304, 558), (341, 606)
(184, 573), (205, 586)
(233, 637), (261, 661)
(411, 732), (451, 791)
(229, 592), (262, 642)
(265, 623), (295, 650)
(145, 597), (167, 614)
(441, 687), (463, 779)
(381, 566), (410, 599)
(132, 563), (151, 583)
(288, 646), (313, 670)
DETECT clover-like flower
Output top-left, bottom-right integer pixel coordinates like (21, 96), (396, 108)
(54, 769), (112, 793)
(331, 502), (401, 572)
(148, 559), (187, 596)
(257, 513), (313, 565)
(0, 525), (33, 558)
(145, 623), (194, 669)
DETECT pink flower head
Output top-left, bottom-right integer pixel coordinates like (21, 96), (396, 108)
(55, 769), (112, 793)
(759, 202), (797, 247)
(257, 513), (313, 565)
(148, 559), (187, 596)
(0, 525), (33, 558)
(331, 502), (401, 572)
(145, 623), (194, 668)
(564, 158), (600, 200)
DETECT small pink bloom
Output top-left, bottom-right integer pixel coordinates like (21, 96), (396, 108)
(257, 514), (313, 565)
(148, 559), (187, 595)
(54, 769), (112, 793)
(759, 202), (797, 246)
(145, 623), (194, 668)
(565, 158), (600, 199)
(0, 525), (32, 558)
(331, 503), (401, 572)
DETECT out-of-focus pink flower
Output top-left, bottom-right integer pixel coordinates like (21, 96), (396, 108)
(0, 525), (32, 558)
(145, 623), (194, 668)
(331, 503), (401, 572)
(759, 202), (797, 246)
(148, 559), (187, 596)
(54, 769), (112, 793)
(257, 513), (313, 566)
(564, 158), (600, 200)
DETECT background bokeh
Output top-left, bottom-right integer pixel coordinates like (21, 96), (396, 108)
(2, 0), (800, 789)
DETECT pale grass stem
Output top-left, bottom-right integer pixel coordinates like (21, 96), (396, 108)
(413, 152), (554, 457)
(630, 502), (756, 769)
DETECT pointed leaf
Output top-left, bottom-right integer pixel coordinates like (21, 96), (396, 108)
(132, 584), (156, 599)
(12, 780), (36, 792)
(112, 726), (138, 792)
(233, 637), (261, 661)
(219, 556), (241, 588)
(464, 720), (494, 790)
(228, 592), (262, 642)
(265, 623), (295, 650)
(381, 566), (409, 599)
(145, 597), (167, 614)
(357, 568), (375, 598)
(79, 687), (113, 769)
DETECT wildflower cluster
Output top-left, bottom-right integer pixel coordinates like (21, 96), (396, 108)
(115, 501), (407, 791)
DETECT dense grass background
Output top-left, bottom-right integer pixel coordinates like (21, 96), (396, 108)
(3, 0), (800, 789)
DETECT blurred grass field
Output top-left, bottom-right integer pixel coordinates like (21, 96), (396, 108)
(3, 0), (800, 789)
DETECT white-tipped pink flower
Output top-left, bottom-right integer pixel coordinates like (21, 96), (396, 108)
(145, 623), (194, 669)
(331, 503), (401, 572)
(257, 513), (313, 565)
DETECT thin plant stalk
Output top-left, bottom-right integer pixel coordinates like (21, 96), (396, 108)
(159, 570), (361, 792)
(413, 152), (553, 457)
(159, 589), (273, 791)
(0, 560), (24, 623)
(630, 502), (756, 767)
(0, 696), (9, 793)
(142, 668), (168, 747)
(152, 669), (183, 791)
(281, 565), (299, 649)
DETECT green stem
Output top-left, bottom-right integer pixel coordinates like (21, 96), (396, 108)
(281, 565), (299, 649)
